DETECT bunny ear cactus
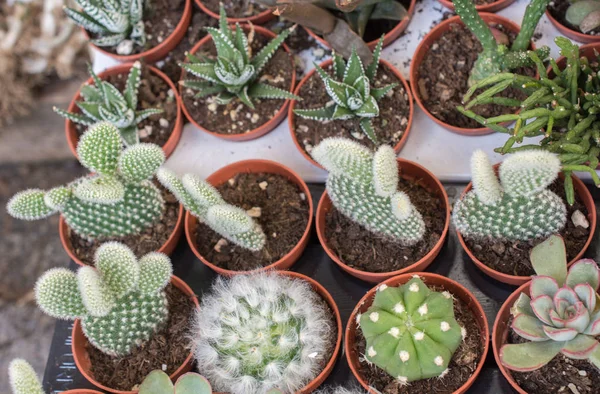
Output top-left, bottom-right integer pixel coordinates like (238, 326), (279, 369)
(139, 370), (213, 394)
(453, 150), (567, 241)
(358, 277), (464, 383)
(501, 235), (600, 371)
(312, 137), (425, 245)
(8, 359), (44, 394)
(294, 37), (395, 143)
(566, 0), (600, 33)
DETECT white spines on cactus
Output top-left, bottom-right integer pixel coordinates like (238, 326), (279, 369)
(314, 386), (366, 394)
(312, 137), (425, 246)
(34, 242), (171, 356)
(193, 272), (332, 394)
(157, 169), (266, 251)
(453, 150), (567, 241)
(8, 359), (44, 394)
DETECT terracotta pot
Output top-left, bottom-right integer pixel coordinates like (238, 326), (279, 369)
(185, 159), (313, 276)
(288, 59), (414, 169)
(65, 63), (183, 159)
(546, 9), (600, 44)
(437, 0), (517, 13)
(82, 0), (192, 63)
(410, 13), (535, 135)
(180, 25), (296, 141)
(456, 167), (597, 286)
(346, 272), (490, 393)
(304, 0), (417, 50)
(194, 0), (275, 24)
(59, 202), (185, 267)
(316, 158), (450, 283)
(72, 276), (199, 394)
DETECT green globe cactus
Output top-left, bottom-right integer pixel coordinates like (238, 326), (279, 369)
(157, 168), (265, 251)
(35, 242), (172, 356)
(6, 122), (165, 240)
(312, 137), (425, 245)
(358, 277), (464, 383)
(453, 150), (567, 241)
(8, 359), (44, 394)
(501, 235), (600, 371)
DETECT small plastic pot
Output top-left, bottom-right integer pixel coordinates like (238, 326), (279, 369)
(546, 9), (600, 44)
(82, 0), (191, 63)
(185, 159), (313, 276)
(288, 58), (414, 169)
(65, 63), (183, 159)
(437, 0), (517, 13)
(316, 158), (450, 283)
(59, 202), (185, 267)
(346, 272), (490, 393)
(180, 25), (296, 141)
(410, 13), (535, 135)
(304, 0), (417, 50)
(72, 276), (199, 394)
(194, 0), (275, 24)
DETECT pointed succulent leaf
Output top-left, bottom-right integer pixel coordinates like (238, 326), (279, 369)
(94, 242), (139, 299)
(561, 334), (600, 359)
(333, 53), (346, 80)
(500, 341), (563, 371)
(343, 49), (365, 85)
(207, 205), (254, 235)
(139, 370), (174, 394)
(531, 235), (568, 286)
(512, 313), (549, 341)
(530, 295), (554, 326)
(63, 7), (107, 34)
(78, 266), (116, 317)
(372, 145), (398, 197)
(7, 189), (55, 220)
(353, 76), (370, 99)
(134, 109), (163, 124)
(53, 106), (95, 126)
(366, 37), (384, 82)
(206, 28), (240, 65)
(324, 77), (351, 108)
(247, 83), (300, 100)
(294, 106), (335, 121)
(584, 310), (600, 335)
(44, 186), (72, 211)
(233, 24), (249, 64)
(76, 101), (102, 120)
(251, 27), (292, 74)
(215, 91), (235, 104)
(359, 117), (377, 143)
(331, 105), (355, 120)
(499, 151), (561, 198)
(175, 373), (213, 394)
(118, 143), (165, 183)
(567, 259), (600, 290)
(138, 252), (172, 294)
(8, 359), (45, 394)
(371, 84), (397, 101)
(182, 63), (220, 84)
(218, 4), (233, 41)
(236, 85), (255, 109)
(543, 326), (579, 341)
(92, 33), (128, 47)
(35, 268), (86, 319)
(312, 137), (373, 180)
(574, 283), (596, 311)
(511, 293), (534, 317)
(124, 61), (142, 109)
(531, 276), (560, 299)
(77, 122), (122, 176)
(355, 95), (379, 117)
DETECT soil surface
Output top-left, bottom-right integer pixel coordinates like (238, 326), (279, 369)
(473, 0), (499, 4)
(354, 285), (484, 393)
(293, 64), (411, 157)
(181, 31), (294, 135)
(87, 284), (196, 391)
(325, 177), (446, 273)
(416, 23), (535, 129)
(202, 0), (267, 18)
(194, 172), (310, 271)
(549, 0), (600, 36)
(463, 181), (590, 277)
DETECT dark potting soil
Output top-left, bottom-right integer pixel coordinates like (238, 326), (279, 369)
(194, 172), (310, 271)
(293, 64), (411, 157)
(75, 65), (178, 148)
(264, 18), (316, 57)
(354, 286), (484, 393)
(324, 177), (445, 273)
(549, 0), (600, 36)
(416, 23), (536, 129)
(181, 32), (294, 135)
(68, 184), (180, 266)
(202, 0), (268, 18)
(463, 181), (590, 277)
(87, 284), (196, 392)
(473, 0), (499, 5)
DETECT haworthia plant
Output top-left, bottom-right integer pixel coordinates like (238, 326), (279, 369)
(54, 62), (163, 146)
(35, 242), (172, 356)
(312, 137), (425, 245)
(8, 359), (44, 394)
(501, 235), (600, 371)
(359, 277), (464, 383)
(6, 122), (165, 240)
(453, 150), (567, 241)
(180, 5), (300, 109)
(566, 0), (600, 33)
(294, 37), (395, 143)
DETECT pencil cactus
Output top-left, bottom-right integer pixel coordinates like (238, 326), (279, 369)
(501, 235), (600, 371)
(358, 277), (464, 383)
(6, 122), (165, 240)
(294, 38), (395, 143)
(8, 359), (44, 394)
(35, 242), (172, 356)
(157, 168), (265, 251)
(193, 272), (333, 394)
(453, 150), (567, 241)
(312, 138), (425, 245)
(566, 1), (600, 33)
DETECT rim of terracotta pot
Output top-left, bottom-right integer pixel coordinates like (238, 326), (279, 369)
(179, 24), (296, 141)
(316, 158), (450, 283)
(304, 0), (417, 50)
(59, 202), (185, 267)
(436, 0), (517, 13)
(65, 63), (184, 159)
(345, 272), (490, 394)
(410, 13), (536, 136)
(63, 390), (105, 394)
(288, 58), (414, 169)
(545, 9), (600, 45)
(456, 166), (597, 286)
(72, 276), (199, 394)
(185, 159), (314, 276)
(81, 0), (192, 63)
(193, 0), (275, 24)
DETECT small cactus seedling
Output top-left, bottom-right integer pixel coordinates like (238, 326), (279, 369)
(193, 272), (333, 393)
(312, 138), (425, 245)
(54, 62), (163, 145)
(294, 37), (396, 143)
(8, 359), (44, 394)
(6, 122), (165, 240)
(453, 150), (567, 241)
(358, 277), (464, 383)
(566, 0), (600, 33)
(501, 235), (600, 371)
(157, 169), (265, 251)
(35, 242), (172, 356)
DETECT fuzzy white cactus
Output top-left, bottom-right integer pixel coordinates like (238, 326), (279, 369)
(8, 359), (44, 394)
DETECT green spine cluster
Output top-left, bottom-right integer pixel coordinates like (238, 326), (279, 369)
(35, 242), (172, 356)
(566, 0), (600, 33)
(359, 277), (463, 383)
(8, 359), (44, 394)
